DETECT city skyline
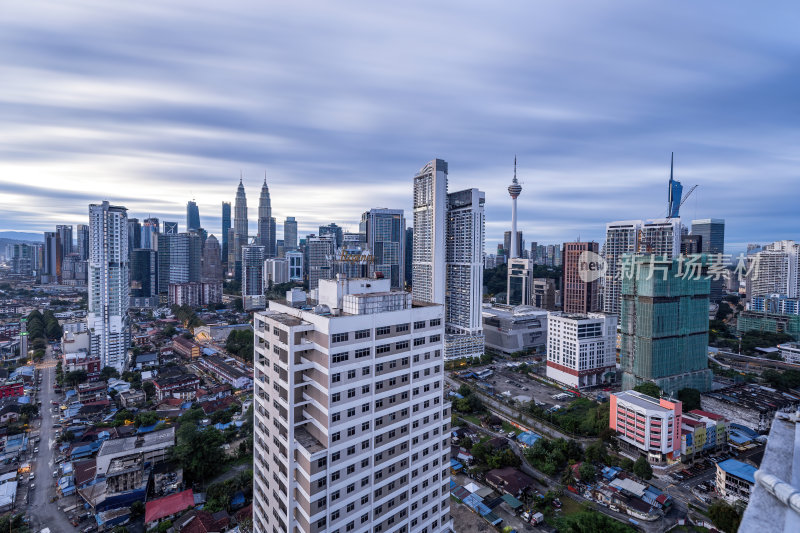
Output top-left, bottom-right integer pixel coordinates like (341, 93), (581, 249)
(2, 1), (800, 254)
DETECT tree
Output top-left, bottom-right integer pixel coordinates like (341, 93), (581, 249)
(633, 456), (653, 480)
(709, 501), (742, 533)
(459, 437), (473, 450)
(65, 370), (88, 386)
(555, 510), (635, 533)
(130, 500), (145, 517)
(633, 382), (661, 399)
(135, 411), (159, 428)
(142, 381), (155, 399)
(560, 467), (576, 486)
(100, 366), (120, 381)
(172, 423), (226, 483)
(578, 463), (596, 483)
(584, 440), (607, 464)
(677, 388), (702, 411)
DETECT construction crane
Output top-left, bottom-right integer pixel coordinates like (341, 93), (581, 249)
(667, 184), (698, 220)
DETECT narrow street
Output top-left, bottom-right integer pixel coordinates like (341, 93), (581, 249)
(28, 347), (77, 532)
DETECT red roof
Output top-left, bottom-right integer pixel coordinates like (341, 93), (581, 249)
(146, 489), (195, 524)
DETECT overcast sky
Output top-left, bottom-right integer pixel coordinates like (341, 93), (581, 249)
(1, 1), (798, 255)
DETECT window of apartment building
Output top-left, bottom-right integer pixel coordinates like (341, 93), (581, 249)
(361, 421), (370, 431)
(362, 366), (370, 375)
(347, 445), (356, 456)
(376, 381), (384, 391)
(347, 427), (355, 437)
(331, 510), (340, 520)
(347, 388), (356, 398)
(375, 362), (384, 372)
(355, 348), (370, 358)
(361, 476), (369, 487)
(413, 354), (419, 363)
(362, 385), (370, 394)
(347, 407), (355, 417)
(347, 369), (356, 379)
(362, 403), (370, 413)
(331, 332), (349, 343)
(317, 478), (326, 488)
(331, 471), (340, 482)
(388, 378), (396, 386)
(332, 352), (349, 364)
(332, 373), (341, 383)
(429, 334), (441, 343)
(430, 318), (441, 326)
(330, 490), (340, 502)
(332, 451), (340, 462)
(389, 360), (397, 369)
(376, 326), (391, 336)
(413, 371), (419, 379)
(395, 340), (409, 350)
(376, 344), (391, 354)
(396, 323), (409, 332)
(317, 458), (327, 468)
(361, 495), (369, 505)
(347, 483), (355, 494)
(317, 518), (326, 529)
(414, 321), (426, 329)
(361, 458), (369, 468)
(332, 412), (341, 422)
(332, 392), (340, 402)
(355, 329), (370, 339)
(361, 514), (369, 524)
(332, 432), (341, 442)
(347, 464), (355, 475)
(413, 338), (425, 346)
(401, 391), (408, 399)
(362, 439), (370, 450)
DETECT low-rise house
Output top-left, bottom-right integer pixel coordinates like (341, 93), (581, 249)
(119, 389), (146, 408)
(145, 489), (195, 528)
(716, 458), (757, 504)
(63, 352), (101, 381)
(485, 467), (535, 498)
(153, 370), (201, 401)
(197, 354), (253, 389)
(173, 337), (202, 360)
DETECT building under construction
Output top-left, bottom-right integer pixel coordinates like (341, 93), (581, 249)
(620, 255), (713, 394)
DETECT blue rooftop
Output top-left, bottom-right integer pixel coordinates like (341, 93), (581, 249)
(718, 459), (757, 484)
(517, 431), (542, 447)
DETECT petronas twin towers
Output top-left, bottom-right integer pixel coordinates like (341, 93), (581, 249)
(229, 176), (277, 278)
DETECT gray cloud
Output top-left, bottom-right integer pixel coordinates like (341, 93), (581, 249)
(1, 0), (798, 255)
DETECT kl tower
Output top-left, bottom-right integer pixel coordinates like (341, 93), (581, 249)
(508, 156), (522, 258)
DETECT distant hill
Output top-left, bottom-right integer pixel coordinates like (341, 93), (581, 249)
(0, 231), (43, 242)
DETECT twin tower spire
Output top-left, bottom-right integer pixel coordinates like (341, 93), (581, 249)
(232, 174), (276, 263)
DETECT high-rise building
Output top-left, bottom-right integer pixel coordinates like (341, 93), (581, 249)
(130, 248), (158, 307)
(533, 278), (557, 310)
(319, 223), (344, 248)
(283, 216), (298, 250)
(252, 277), (452, 533)
(157, 233), (190, 293)
(747, 240), (799, 299)
(445, 188), (485, 359)
(163, 221), (179, 235)
(187, 232), (203, 284)
(412, 159), (448, 305)
(307, 235), (335, 290)
(142, 218), (159, 250)
(257, 178), (277, 258)
(127, 218), (141, 254)
(562, 241), (600, 314)
(680, 234), (702, 255)
(412, 159), (484, 359)
(202, 234), (223, 283)
(405, 227), (413, 289)
(286, 250), (303, 281)
(88, 201), (130, 372)
(233, 179), (249, 279)
(77, 224), (90, 261)
(620, 255), (713, 394)
(11, 243), (36, 276)
(56, 225), (73, 256)
(667, 153), (683, 219)
(547, 312), (617, 389)
(360, 208), (406, 290)
(610, 391), (683, 464)
(221, 201), (231, 263)
(507, 157), (522, 259)
(507, 258), (534, 306)
(504, 231), (524, 260)
(241, 245), (266, 296)
(186, 200), (201, 232)
(603, 218), (681, 315)
(263, 258), (289, 286)
(43, 231), (62, 283)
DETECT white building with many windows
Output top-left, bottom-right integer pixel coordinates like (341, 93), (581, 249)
(546, 312), (617, 389)
(87, 201), (130, 372)
(252, 277), (452, 533)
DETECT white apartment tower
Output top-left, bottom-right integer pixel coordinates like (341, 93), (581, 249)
(748, 240), (800, 299)
(546, 312), (617, 389)
(602, 218), (681, 315)
(412, 159), (448, 306)
(252, 277), (452, 533)
(445, 188), (486, 359)
(88, 201), (130, 372)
